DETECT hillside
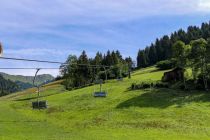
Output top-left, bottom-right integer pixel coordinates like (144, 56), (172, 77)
(0, 75), (19, 96)
(0, 67), (210, 140)
(0, 72), (54, 90)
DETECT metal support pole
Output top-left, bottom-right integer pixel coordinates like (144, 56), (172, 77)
(103, 66), (107, 81)
(128, 64), (131, 79)
(100, 82), (102, 92)
(33, 69), (41, 106)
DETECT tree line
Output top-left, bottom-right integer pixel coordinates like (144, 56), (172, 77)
(172, 38), (210, 90)
(137, 21), (210, 68)
(60, 50), (133, 90)
(0, 75), (19, 96)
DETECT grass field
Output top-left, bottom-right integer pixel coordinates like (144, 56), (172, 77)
(1, 67), (210, 140)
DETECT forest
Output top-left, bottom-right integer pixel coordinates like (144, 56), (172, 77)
(137, 21), (210, 68)
(60, 50), (133, 90)
(0, 75), (19, 96)
(135, 21), (210, 91)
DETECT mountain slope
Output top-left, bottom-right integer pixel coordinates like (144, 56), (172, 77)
(0, 75), (19, 96)
(0, 67), (210, 140)
(0, 72), (54, 90)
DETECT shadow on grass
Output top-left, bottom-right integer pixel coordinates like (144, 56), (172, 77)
(14, 92), (63, 101)
(117, 89), (210, 109)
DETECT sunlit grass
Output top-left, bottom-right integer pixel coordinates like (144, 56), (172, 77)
(0, 67), (210, 140)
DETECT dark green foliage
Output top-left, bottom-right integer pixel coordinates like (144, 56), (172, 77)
(137, 50), (147, 68)
(0, 75), (19, 96)
(131, 81), (169, 90)
(148, 44), (157, 65)
(137, 21), (210, 68)
(155, 82), (170, 88)
(156, 59), (176, 70)
(190, 38), (208, 90)
(62, 50), (133, 90)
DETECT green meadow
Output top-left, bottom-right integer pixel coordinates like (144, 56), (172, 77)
(0, 67), (210, 140)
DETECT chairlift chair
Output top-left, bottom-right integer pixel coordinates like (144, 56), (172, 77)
(117, 77), (123, 81)
(93, 79), (107, 97)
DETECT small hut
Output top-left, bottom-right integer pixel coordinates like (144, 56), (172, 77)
(162, 67), (184, 82)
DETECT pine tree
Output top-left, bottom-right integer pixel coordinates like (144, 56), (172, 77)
(78, 51), (90, 86)
(144, 47), (150, 65)
(148, 44), (157, 65)
(138, 50), (147, 68)
(111, 51), (119, 65)
(116, 50), (123, 61)
(105, 50), (112, 66)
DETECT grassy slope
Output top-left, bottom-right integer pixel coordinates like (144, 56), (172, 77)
(0, 67), (210, 140)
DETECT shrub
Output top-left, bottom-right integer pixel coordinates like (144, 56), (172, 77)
(131, 83), (136, 90)
(130, 81), (169, 90)
(156, 59), (176, 70)
(155, 82), (169, 88)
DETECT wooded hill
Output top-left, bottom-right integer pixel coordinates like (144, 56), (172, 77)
(137, 21), (210, 68)
(0, 72), (54, 86)
(0, 75), (19, 96)
(0, 72), (54, 96)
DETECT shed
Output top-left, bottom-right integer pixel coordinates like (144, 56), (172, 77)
(162, 67), (184, 82)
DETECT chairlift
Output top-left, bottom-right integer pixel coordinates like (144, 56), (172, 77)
(116, 69), (124, 81)
(32, 69), (48, 109)
(93, 79), (107, 97)
(117, 77), (123, 81)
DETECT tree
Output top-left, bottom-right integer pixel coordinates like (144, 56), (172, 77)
(190, 38), (208, 90)
(138, 50), (147, 68)
(137, 21), (210, 69)
(105, 50), (112, 66)
(125, 57), (133, 78)
(144, 47), (150, 65)
(111, 51), (119, 65)
(155, 38), (164, 61)
(78, 51), (91, 86)
(62, 55), (78, 89)
(201, 23), (210, 40)
(148, 44), (157, 65)
(62, 50), (132, 90)
(172, 41), (191, 89)
(93, 52), (103, 75)
(116, 50), (123, 62)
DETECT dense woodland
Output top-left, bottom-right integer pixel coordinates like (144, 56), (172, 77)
(136, 21), (210, 90)
(0, 75), (19, 96)
(60, 50), (133, 90)
(137, 21), (210, 68)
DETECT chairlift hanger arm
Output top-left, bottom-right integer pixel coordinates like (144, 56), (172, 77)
(33, 68), (41, 87)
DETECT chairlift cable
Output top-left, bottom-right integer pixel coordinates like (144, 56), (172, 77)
(0, 56), (111, 68)
(0, 68), (60, 70)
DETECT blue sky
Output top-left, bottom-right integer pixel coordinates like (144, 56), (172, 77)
(0, 0), (210, 76)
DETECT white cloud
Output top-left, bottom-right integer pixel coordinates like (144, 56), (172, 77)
(198, 0), (210, 11)
(0, 0), (210, 76)
(0, 0), (207, 27)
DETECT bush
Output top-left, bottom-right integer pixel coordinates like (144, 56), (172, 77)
(130, 81), (169, 90)
(156, 59), (176, 70)
(131, 83), (136, 90)
(155, 82), (169, 88)
(142, 82), (151, 88)
(196, 74), (210, 90)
